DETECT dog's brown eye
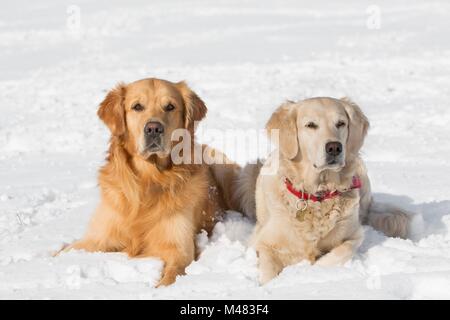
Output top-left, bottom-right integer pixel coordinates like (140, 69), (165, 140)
(336, 121), (346, 128)
(164, 103), (175, 112)
(132, 103), (144, 112)
(306, 122), (318, 129)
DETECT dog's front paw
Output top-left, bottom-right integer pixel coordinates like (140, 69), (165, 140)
(259, 271), (277, 285)
(315, 250), (349, 267)
(156, 273), (176, 287)
(51, 243), (72, 257)
(258, 261), (282, 285)
(156, 267), (180, 287)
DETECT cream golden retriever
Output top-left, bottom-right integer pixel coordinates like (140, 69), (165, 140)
(237, 97), (411, 284)
(61, 78), (240, 286)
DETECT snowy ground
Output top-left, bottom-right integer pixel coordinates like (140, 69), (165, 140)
(1, 0), (450, 299)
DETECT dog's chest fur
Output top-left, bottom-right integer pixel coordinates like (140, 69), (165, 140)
(100, 159), (223, 256)
(281, 185), (360, 249)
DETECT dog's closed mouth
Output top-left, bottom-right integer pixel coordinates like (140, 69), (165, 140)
(314, 162), (338, 168)
(146, 142), (162, 152)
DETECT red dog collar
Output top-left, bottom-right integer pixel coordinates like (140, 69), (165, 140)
(285, 176), (362, 202)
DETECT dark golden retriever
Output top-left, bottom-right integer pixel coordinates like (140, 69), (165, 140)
(63, 78), (240, 286)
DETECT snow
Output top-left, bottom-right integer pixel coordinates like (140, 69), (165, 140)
(1, 0), (450, 299)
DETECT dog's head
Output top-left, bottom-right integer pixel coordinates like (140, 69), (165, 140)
(97, 78), (207, 160)
(266, 97), (369, 172)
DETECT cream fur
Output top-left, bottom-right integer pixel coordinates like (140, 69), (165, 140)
(241, 97), (411, 284)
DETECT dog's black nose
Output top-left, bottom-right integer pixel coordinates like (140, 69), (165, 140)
(144, 121), (164, 136)
(325, 141), (343, 156)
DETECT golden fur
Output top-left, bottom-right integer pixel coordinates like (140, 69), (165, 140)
(63, 78), (240, 286)
(237, 97), (411, 284)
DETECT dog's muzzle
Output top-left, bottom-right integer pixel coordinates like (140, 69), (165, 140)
(144, 121), (164, 151)
(325, 141), (343, 165)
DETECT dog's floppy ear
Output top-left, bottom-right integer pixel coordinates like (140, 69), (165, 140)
(340, 97), (369, 156)
(266, 101), (299, 160)
(98, 83), (127, 136)
(176, 81), (207, 132)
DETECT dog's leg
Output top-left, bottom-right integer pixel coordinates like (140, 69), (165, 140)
(55, 203), (125, 256)
(56, 235), (124, 256)
(139, 214), (196, 287)
(315, 227), (363, 266)
(53, 238), (114, 257)
(157, 260), (189, 287)
(61, 239), (103, 253)
(257, 246), (284, 285)
(153, 241), (195, 287)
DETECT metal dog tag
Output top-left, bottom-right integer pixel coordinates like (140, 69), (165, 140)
(295, 199), (308, 221)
